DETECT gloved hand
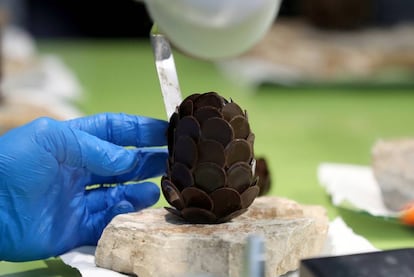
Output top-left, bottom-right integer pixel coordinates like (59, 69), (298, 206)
(0, 113), (168, 262)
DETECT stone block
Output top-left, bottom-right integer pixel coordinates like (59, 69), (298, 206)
(95, 196), (328, 277)
(372, 139), (414, 211)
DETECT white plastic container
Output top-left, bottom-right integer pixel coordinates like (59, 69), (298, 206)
(143, 0), (282, 60)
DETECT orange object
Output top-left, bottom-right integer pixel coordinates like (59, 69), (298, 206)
(400, 203), (414, 226)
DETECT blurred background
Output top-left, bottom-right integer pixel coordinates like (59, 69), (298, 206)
(0, 0), (414, 275)
(2, 0), (414, 37)
(1, 0), (413, 122)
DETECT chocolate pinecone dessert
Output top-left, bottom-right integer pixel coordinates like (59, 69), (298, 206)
(161, 92), (260, 224)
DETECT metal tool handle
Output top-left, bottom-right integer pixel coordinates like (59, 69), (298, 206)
(243, 234), (266, 277)
(150, 25), (183, 119)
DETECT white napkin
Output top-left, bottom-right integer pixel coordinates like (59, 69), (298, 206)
(318, 162), (398, 218)
(60, 246), (128, 277)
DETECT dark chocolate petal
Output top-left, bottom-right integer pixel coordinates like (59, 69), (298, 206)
(168, 111), (179, 129)
(171, 162), (194, 191)
(251, 176), (259, 187)
(194, 162), (226, 193)
(167, 112), (179, 155)
(226, 162), (253, 193)
(166, 159), (172, 179)
(164, 206), (183, 218)
(210, 187), (242, 218)
(240, 185), (260, 209)
(182, 93), (201, 103)
(174, 136), (198, 168)
(222, 102), (244, 121)
(193, 92), (223, 110)
(181, 187), (214, 211)
(181, 207), (217, 224)
(198, 139), (225, 167)
(161, 179), (185, 210)
(201, 117), (234, 147)
(231, 161), (252, 171)
(175, 116), (201, 141)
(224, 139), (252, 167)
(217, 208), (247, 223)
(229, 115), (250, 139)
(194, 106), (222, 126)
(179, 99), (193, 117)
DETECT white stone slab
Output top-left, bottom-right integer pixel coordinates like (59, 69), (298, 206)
(95, 196), (328, 277)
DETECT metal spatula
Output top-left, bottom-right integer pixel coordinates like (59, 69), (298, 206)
(150, 25), (183, 119)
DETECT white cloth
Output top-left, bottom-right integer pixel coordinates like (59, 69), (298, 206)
(60, 246), (128, 277)
(318, 162), (398, 217)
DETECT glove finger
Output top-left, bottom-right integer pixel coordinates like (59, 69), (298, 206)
(85, 182), (160, 215)
(66, 113), (168, 147)
(105, 200), (135, 221)
(84, 200), (135, 245)
(88, 147), (168, 185)
(84, 182), (160, 244)
(33, 118), (138, 176)
(119, 181), (161, 210)
(68, 129), (139, 176)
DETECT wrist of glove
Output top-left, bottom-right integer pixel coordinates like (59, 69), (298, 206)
(0, 113), (168, 261)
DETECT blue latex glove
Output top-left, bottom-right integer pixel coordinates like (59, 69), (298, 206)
(0, 113), (168, 262)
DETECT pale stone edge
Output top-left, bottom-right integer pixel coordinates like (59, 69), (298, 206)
(95, 197), (329, 277)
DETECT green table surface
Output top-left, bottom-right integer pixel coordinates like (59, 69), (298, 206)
(1, 39), (414, 276)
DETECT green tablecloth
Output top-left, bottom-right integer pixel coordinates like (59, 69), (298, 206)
(1, 39), (413, 276)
